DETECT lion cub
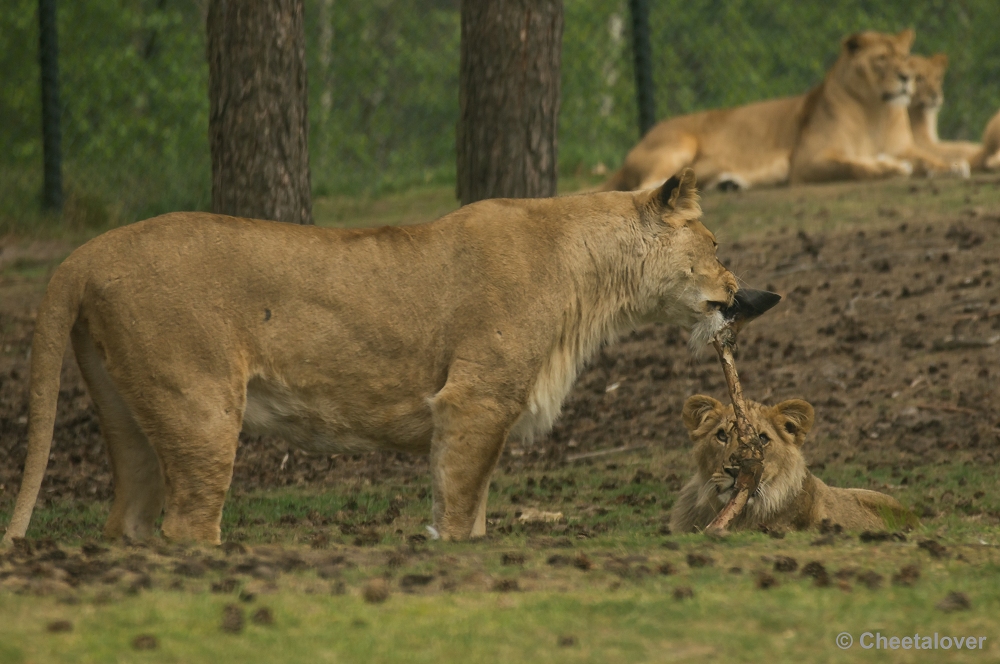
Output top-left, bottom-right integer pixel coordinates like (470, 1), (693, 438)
(670, 395), (913, 533)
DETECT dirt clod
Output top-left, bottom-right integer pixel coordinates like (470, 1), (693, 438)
(492, 578), (519, 592)
(937, 591), (971, 612)
(918, 539), (949, 559)
(756, 572), (778, 590)
(46, 620), (72, 633)
(857, 571), (883, 590)
(501, 552), (525, 566)
(572, 553), (593, 571)
(773, 556), (798, 573)
(892, 565), (921, 587)
(686, 553), (714, 568)
(251, 607), (275, 626)
(221, 604), (245, 633)
(132, 634), (158, 650)
(400, 574), (434, 592)
(557, 635), (577, 647)
(363, 579), (391, 603)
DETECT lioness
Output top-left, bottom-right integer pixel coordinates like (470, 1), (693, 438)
(907, 53), (980, 171)
(789, 30), (961, 183)
(602, 30), (953, 192)
(670, 395), (913, 533)
(4, 170), (744, 546)
(979, 109), (1000, 171)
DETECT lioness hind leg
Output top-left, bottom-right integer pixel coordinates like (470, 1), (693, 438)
(428, 380), (515, 541)
(72, 324), (165, 541)
(129, 386), (244, 546)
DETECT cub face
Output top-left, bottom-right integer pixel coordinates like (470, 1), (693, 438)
(681, 395), (815, 509)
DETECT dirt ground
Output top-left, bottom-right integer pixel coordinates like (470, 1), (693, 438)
(1, 176), (999, 509)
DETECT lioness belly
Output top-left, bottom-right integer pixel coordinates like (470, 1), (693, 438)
(242, 376), (434, 455)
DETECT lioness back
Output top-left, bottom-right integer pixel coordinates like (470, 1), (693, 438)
(603, 94), (807, 192)
(670, 395), (913, 533)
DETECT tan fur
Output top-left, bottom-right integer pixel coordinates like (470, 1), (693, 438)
(670, 395), (913, 533)
(600, 94), (809, 192)
(907, 53), (981, 172)
(790, 30), (964, 183)
(3, 170), (740, 546)
(980, 110), (1000, 171)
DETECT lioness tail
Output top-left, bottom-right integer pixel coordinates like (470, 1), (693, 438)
(3, 262), (84, 544)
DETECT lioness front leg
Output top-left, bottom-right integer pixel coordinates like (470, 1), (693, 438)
(796, 152), (912, 182)
(428, 381), (516, 541)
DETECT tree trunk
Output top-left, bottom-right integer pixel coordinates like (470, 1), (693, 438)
(38, 0), (62, 211)
(207, 0), (312, 224)
(629, 0), (656, 138)
(457, 0), (563, 206)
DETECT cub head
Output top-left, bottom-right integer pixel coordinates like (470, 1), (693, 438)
(682, 395), (815, 521)
(633, 169), (739, 348)
(908, 53), (948, 111)
(837, 29), (916, 107)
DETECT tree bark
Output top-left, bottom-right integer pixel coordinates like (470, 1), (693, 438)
(629, 0), (656, 138)
(207, 0), (312, 224)
(38, 0), (62, 211)
(457, 0), (563, 206)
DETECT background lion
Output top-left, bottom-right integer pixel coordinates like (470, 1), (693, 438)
(4, 170), (744, 546)
(602, 30), (957, 193)
(670, 395), (914, 533)
(907, 53), (986, 172)
(789, 30), (962, 184)
(978, 110), (1000, 171)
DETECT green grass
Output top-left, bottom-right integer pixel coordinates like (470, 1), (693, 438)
(3, 451), (999, 662)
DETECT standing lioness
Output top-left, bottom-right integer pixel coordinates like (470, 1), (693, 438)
(5, 170), (742, 545)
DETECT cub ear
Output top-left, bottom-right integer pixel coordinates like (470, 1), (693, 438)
(896, 28), (916, 52)
(655, 167), (699, 214)
(682, 395), (723, 433)
(773, 399), (815, 445)
(931, 52), (948, 70)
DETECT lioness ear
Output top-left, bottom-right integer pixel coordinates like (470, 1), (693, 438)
(773, 399), (815, 445)
(655, 168), (699, 215)
(682, 395), (723, 432)
(896, 28), (915, 52)
(842, 33), (863, 54)
(931, 52), (948, 70)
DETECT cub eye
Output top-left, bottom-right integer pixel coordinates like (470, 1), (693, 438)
(715, 429), (728, 443)
(758, 432), (771, 446)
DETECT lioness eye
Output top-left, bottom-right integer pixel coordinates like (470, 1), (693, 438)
(715, 429), (727, 443)
(758, 433), (770, 445)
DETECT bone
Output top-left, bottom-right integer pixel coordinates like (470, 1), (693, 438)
(704, 288), (780, 534)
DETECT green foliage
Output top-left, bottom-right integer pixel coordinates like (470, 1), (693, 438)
(0, 0), (209, 234)
(1, 0), (998, 231)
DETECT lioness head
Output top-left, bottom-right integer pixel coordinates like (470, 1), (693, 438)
(681, 394), (815, 520)
(634, 169), (738, 348)
(838, 29), (916, 106)
(908, 53), (948, 111)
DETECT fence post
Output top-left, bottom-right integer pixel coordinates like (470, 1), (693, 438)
(629, 0), (655, 138)
(38, 0), (63, 211)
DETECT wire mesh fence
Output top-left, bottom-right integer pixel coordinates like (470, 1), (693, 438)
(1, 0), (998, 233)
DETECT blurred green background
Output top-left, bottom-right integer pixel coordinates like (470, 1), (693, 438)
(2, 0), (998, 233)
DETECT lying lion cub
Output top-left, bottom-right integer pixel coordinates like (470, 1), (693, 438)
(670, 395), (913, 533)
(4, 170), (744, 546)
